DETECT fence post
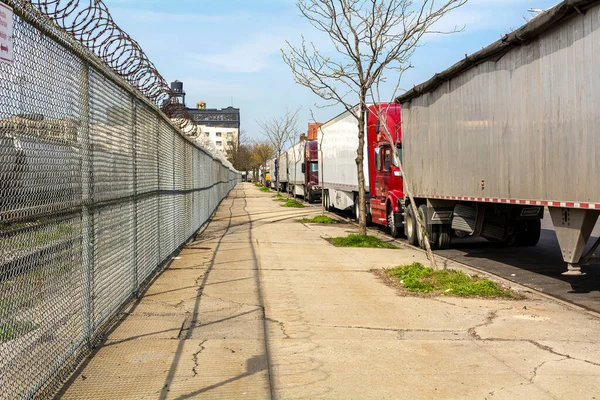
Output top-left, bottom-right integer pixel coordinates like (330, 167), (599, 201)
(132, 98), (139, 297)
(80, 62), (94, 348)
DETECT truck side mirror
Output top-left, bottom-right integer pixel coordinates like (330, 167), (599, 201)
(302, 164), (306, 173)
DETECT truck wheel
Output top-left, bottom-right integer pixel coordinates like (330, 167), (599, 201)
(324, 190), (330, 211)
(307, 190), (313, 204)
(353, 195), (360, 222)
(405, 205), (419, 246)
(418, 205), (439, 250)
(436, 225), (452, 250)
(387, 206), (400, 238)
(514, 219), (541, 246)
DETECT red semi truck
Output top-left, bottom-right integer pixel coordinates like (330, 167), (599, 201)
(288, 138), (321, 203)
(320, 103), (544, 251)
(319, 104), (405, 224)
(320, 103), (407, 232)
(303, 139), (321, 203)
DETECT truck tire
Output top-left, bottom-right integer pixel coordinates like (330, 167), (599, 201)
(436, 224), (452, 250)
(405, 205), (419, 246)
(514, 219), (541, 246)
(307, 190), (313, 204)
(353, 194), (360, 222)
(324, 190), (331, 211)
(418, 205), (439, 250)
(387, 206), (400, 238)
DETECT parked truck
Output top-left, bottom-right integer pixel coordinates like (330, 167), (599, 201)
(320, 1), (600, 275)
(288, 138), (321, 203)
(277, 151), (289, 193)
(319, 104), (403, 225)
(396, 0), (600, 275)
(267, 158), (276, 189)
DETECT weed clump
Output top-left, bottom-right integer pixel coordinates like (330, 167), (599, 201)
(299, 215), (338, 224)
(282, 198), (306, 208)
(387, 263), (512, 297)
(329, 234), (397, 249)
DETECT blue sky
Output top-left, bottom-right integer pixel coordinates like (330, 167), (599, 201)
(106, 0), (560, 140)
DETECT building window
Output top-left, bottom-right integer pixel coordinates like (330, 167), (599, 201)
(216, 141), (222, 146)
(204, 132), (209, 137)
(227, 133), (233, 139)
(216, 132), (222, 137)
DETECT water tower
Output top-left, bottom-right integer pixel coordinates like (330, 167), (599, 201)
(170, 80), (186, 107)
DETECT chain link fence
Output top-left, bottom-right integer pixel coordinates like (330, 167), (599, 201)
(0, 2), (239, 398)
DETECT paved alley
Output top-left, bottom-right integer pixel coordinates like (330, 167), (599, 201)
(58, 184), (600, 399)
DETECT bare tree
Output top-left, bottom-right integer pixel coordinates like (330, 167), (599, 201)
(258, 108), (301, 193)
(282, 0), (467, 241)
(250, 141), (275, 184)
(370, 102), (440, 268)
(228, 130), (253, 172)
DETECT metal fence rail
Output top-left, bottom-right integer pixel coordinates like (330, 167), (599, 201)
(0, 2), (239, 398)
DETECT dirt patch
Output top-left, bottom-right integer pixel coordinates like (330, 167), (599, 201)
(371, 268), (525, 300)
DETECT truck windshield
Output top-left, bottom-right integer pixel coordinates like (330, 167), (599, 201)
(310, 162), (318, 173)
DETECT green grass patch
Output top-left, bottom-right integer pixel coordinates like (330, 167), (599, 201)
(299, 215), (338, 224)
(328, 234), (397, 249)
(259, 186), (271, 192)
(387, 263), (513, 297)
(0, 319), (39, 342)
(253, 182), (262, 187)
(3, 223), (75, 252)
(273, 193), (287, 201)
(281, 198), (306, 208)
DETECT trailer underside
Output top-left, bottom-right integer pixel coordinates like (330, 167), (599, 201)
(401, 198), (599, 275)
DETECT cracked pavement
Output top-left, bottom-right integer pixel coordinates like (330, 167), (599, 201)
(58, 183), (600, 399)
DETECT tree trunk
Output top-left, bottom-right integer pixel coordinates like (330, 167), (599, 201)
(320, 144), (325, 215)
(356, 102), (367, 235)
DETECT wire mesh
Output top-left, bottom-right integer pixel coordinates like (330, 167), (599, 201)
(0, 2), (239, 398)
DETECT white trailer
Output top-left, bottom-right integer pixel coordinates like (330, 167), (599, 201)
(287, 141), (305, 197)
(267, 158), (276, 189)
(318, 107), (369, 217)
(277, 151), (289, 192)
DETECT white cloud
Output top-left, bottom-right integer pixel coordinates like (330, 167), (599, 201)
(187, 34), (285, 73)
(121, 9), (248, 24)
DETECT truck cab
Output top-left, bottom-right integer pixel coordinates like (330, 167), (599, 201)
(366, 104), (404, 237)
(302, 140), (321, 203)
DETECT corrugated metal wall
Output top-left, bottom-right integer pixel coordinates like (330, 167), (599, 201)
(402, 4), (600, 203)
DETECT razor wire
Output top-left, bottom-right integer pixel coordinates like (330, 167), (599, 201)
(11, 0), (191, 125)
(0, 1), (240, 398)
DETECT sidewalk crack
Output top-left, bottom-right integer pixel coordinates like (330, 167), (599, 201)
(192, 340), (208, 377)
(527, 340), (600, 368)
(201, 293), (264, 309)
(265, 317), (291, 339)
(468, 307), (512, 340)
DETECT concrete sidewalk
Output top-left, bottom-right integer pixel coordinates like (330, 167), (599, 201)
(59, 183), (600, 399)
